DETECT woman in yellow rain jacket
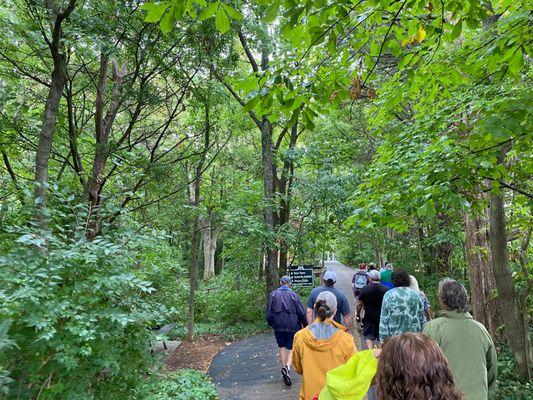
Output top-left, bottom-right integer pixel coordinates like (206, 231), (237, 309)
(293, 290), (356, 400)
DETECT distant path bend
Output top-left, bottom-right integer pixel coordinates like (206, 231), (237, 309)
(208, 261), (357, 400)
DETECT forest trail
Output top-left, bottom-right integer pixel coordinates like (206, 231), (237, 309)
(208, 261), (357, 400)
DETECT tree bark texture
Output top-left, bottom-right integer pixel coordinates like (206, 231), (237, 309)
(200, 213), (221, 281)
(464, 211), (503, 340)
(489, 191), (532, 379)
(33, 0), (77, 226)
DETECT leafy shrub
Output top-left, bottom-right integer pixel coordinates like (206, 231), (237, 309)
(495, 343), (533, 399)
(134, 370), (218, 400)
(169, 320), (268, 340)
(0, 227), (160, 399)
(195, 269), (265, 325)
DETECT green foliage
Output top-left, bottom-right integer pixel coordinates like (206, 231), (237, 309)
(0, 226), (160, 399)
(134, 370), (218, 400)
(196, 268), (265, 325)
(495, 343), (533, 399)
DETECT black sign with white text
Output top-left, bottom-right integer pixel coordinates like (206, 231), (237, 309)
(289, 265), (314, 287)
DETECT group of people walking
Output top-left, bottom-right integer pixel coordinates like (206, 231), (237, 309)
(266, 262), (497, 400)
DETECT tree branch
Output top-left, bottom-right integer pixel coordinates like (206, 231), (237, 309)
(1, 150), (25, 205)
(237, 27), (259, 73)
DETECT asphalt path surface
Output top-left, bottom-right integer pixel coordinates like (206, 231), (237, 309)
(208, 260), (358, 400)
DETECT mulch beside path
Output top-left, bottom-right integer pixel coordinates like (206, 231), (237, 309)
(166, 334), (230, 372)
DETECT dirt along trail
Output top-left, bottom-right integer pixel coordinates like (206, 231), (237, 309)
(208, 260), (358, 400)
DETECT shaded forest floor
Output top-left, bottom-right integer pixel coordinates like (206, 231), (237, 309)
(166, 334), (229, 372)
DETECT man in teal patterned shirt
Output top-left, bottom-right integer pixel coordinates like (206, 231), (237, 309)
(379, 269), (426, 342)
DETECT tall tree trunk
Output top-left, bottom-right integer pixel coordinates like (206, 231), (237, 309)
(464, 210), (503, 340)
(33, 0), (77, 227)
(200, 213), (220, 281)
(187, 101), (210, 340)
(215, 238), (224, 275)
(83, 55), (126, 239)
(65, 81), (84, 186)
(261, 118), (278, 294)
(276, 124), (298, 274)
(187, 211), (201, 341)
(489, 190), (532, 379)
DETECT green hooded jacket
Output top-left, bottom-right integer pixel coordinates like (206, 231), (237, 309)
(423, 310), (497, 400)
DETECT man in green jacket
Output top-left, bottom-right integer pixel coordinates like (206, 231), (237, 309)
(423, 279), (497, 400)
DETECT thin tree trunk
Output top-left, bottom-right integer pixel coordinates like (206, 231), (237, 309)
(415, 223), (424, 271)
(33, 0), (77, 227)
(489, 190), (532, 379)
(187, 212), (201, 341)
(83, 55), (126, 239)
(187, 101), (210, 340)
(2, 150), (24, 205)
(261, 118), (278, 293)
(65, 81), (84, 186)
(215, 238), (224, 275)
(464, 211), (503, 340)
(276, 124), (298, 274)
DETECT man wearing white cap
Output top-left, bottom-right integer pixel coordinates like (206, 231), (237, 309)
(306, 269), (351, 329)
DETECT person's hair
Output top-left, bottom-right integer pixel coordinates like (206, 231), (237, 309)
(368, 263), (376, 271)
(314, 299), (333, 321)
(438, 278), (469, 313)
(391, 269), (411, 287)
(325, 279), (335, 287)
(359, 263), (367, 270)
(409, 275), (420, 292)
(376, 333), (463, 400)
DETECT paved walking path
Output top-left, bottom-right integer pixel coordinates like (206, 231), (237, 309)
(208, 260), (357, 400)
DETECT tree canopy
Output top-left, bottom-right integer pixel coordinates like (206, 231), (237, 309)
(0, 0), (531, 398)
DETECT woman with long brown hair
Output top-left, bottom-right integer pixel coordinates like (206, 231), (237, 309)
(376, 332), (463, 400)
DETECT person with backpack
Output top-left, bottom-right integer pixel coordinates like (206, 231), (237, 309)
(352, 263), (369, 299)
(266, 275), (308, 387)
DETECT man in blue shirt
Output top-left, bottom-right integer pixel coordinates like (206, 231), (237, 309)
(306, 270), (351, 329)
(266, 275), (307, 386)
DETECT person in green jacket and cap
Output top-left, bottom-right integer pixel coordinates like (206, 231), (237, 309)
(423, 278), (498, 400)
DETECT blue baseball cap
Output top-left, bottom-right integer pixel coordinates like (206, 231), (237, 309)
(280, 275), (291, 284)
(324, 270), (336, 282)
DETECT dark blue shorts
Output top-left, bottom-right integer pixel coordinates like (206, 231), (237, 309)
(274, 331), (296, 350)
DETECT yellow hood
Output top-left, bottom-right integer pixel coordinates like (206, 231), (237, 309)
(298, 319), (349, 351)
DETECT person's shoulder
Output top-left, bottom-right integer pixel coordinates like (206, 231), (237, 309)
(310, 286), (323, 295)
(359, 284), (371, 294)
(339, 330), (356, 345)
(377, 283), (389, 291)
(333, 286), (348, 299)
(423, 317), (444, 337)
(425, 316), (445, 328)
(382, 288), (395, 300)
(467, 318), (493, 340)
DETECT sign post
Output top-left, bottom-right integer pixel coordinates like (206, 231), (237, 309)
(289, 265), (314, 287)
